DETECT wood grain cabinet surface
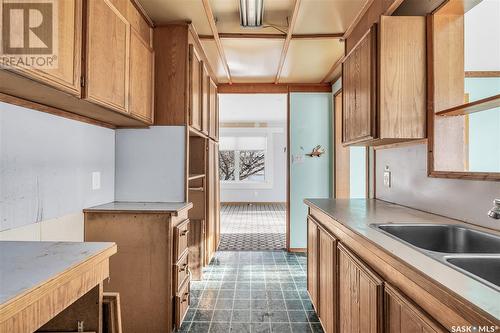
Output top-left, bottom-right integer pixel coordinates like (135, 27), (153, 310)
(202, 65), (210, 135)
(85, 0), (130, 114)
(205, 140), (221, 263)
(318, 226), (337, 333)
(3, 0), (83, 96)
(385, 284), (447, 333)
(342, 16), (426, 146)
(209, 78), (219, 141)
(338, 243), (383, 333)
(307, 217), (319, 310)
(189, 45), (203, 131)
(129, 28), (154, 123)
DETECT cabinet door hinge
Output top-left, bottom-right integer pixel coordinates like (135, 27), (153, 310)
(80, 76), (85, 87)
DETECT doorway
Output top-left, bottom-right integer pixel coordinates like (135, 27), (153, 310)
(217, 94), (288, 251)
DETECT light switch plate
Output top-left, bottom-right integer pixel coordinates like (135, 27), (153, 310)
(92, 171), (101, 190)
(383, 167), (391, 188)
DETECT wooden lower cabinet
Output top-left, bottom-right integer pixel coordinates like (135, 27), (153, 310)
(338, 243), (383, 333)
(385, 285), (446, 333)
(84, 208), (191, 332)
(318, 226), (337, 333)
(307, 218), (319, 309)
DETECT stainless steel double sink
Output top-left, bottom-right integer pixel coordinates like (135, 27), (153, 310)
(370, 224), (500, 291)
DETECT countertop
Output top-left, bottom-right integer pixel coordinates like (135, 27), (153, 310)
(0, 241), (115, 305)
(304, 198), (500, 320)
(83, 201), (193, 215)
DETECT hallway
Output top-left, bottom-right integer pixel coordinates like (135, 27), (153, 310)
(219, 204), (286, 251)
(178, 251), (322, 333)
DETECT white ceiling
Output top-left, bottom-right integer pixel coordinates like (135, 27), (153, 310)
(219, 94), (287, 122)
(138, 0), (370, 83)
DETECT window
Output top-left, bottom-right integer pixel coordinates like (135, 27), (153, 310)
(219, 136), (267, 183)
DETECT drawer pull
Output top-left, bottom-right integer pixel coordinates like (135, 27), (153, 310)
(179, 263), (188, 272)
(180, 230), (189, 236)
(181, 292), (189, 303)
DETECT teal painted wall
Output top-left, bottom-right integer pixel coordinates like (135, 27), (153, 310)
(289, 93), (332, 248)
(464, 78), (500, 172)
(349, 147), (367, 198)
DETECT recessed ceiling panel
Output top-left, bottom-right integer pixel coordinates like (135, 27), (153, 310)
(222, 39), (284, 83)
(138, 0), (213, 35)
(211, 0), (292, 34)
(201, 40), (230, 83)
(293, 0), (367, 34)
(280, 39), (344, 83)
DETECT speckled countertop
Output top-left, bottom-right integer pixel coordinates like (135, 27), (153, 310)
(0, 241), (115, 305)
(83, 201), (193, 214)
(304, 198), (500, 321)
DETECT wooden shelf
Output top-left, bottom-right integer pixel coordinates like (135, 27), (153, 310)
(188, 174), (205, 181)
(436, 94), (500, 117)
(189, 126), (208, 138)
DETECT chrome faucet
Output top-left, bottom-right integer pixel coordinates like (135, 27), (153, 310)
(488, 199), (500, 219)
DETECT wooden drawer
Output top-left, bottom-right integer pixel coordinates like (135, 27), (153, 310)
(173, 249), (190, 292)
(175, 278), (190, 329)
(174, 219), (190, 262)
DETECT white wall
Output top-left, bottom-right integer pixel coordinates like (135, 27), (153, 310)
(115, 126), (186, 202)
(220, 129), (286, 203)
(376, 144), (500, 231)
(0, 103), (115, 241)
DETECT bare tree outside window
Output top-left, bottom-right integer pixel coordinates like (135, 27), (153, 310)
(219, 151), (235, 180)
(219, 150), (265, 182)
(239, 150), (265, 181)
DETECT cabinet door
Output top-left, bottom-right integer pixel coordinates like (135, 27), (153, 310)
(86, 0), (129, 113)
(129, 28), (154, 123)
(189, 45), (202, 131)
(209, 79), (219, 140)
(4, 0), (82, 96)
(385, 284), (446, 333)
(307, 217), (319, 310)
(318, 227), (337, 333)
(201, 65), (210, 135)
(205, 140), (218, 262)
(338, 243), (383, 333)
(342, 26), (376, 144)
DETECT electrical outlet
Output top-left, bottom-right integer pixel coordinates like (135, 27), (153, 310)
(383, 166), (391, 188)
(92, 171), (101, 190)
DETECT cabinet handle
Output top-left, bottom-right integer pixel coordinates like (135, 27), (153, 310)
(181, 230), (189, 236)
(181, 292), (189, 303)
(179, 263), (188, 272)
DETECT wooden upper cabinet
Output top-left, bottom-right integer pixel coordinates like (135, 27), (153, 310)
(189, 45), (202, 131)
(201, 65), (210, 135)
(385, 284), (447, 333)
(129, 28), (154, 123)
(318, 227), (337, 333)
(342, 16), (426, 146)
(307, 218), (319, 310)
(379, 16), (426, 140)
(3, 0), (82, 96)
(342, 25), (377, 145)
(86, 0), (130, 114)
(338, 243), (383, 333)
(209, 79), (219, 141)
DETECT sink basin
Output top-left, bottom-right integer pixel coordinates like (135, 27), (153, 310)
(374, 224), (500, 254)
(446, 256), (500, 290)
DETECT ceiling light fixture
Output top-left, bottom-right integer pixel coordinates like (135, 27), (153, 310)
(239, 0), (264, 28)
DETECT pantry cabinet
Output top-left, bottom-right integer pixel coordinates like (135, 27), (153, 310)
(85, 0), (130, 113)
(205, 140), (220, 263)
(338, 243), (383, 333)
(342, 16), (426, 146)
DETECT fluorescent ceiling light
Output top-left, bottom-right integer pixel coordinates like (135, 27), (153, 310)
(239, 0), (264, 28)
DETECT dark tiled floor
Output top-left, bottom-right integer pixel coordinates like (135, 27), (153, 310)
(179, 251), (323, 333)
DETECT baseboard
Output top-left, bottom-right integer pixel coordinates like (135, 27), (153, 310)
(288, 247), (306, 253)
(221, 202), (287, 205)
